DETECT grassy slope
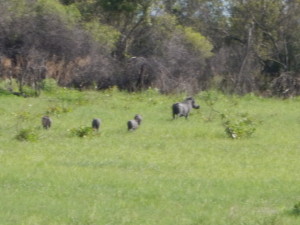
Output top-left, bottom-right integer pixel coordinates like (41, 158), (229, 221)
(0, 88), (300, 225)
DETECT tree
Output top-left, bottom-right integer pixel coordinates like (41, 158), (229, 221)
(0, 0), (118, 93)
(224, 0), (300, 93)
(121, 13), (213, 93)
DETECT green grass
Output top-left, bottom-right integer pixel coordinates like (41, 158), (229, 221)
(0, 88), (300, 225)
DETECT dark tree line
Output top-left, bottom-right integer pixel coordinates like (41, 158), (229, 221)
(0, 0), (300, 96)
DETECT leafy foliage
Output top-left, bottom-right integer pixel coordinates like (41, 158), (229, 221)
(292, 202), (300, 215)
(0, 88), (11, 96)
(199, 90), (220, 121)
(199, 90), (257, 138)
(15, 128), (39, 142)
(21, 86), (39, 97)
(35, 0), (82, 25)
(70, 126), (94, 138)
(182, 27), (213, 58)
(83, 20), (120, 50)
(41, 78), (59, 93)
(222, 113), (256, 139)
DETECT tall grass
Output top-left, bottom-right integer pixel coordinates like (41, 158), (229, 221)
(0, 87), (300, 225)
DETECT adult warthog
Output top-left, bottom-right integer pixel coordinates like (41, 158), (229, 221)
(42, 116), (52, 129)
(92, 118), (101, 131)
(127, 114), (142, 131)
(172, 97), (200, 119)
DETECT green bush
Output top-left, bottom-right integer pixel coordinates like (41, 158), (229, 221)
(83, 20), (120, 50)
(199, 90), (221, 121)
(70, 126), (94, 138)
(15, 128), (39, 142)
(199, 90), (219, 107)
(41, 78), (59, 92)
(181, 26), (213, 58)
(0, 88), (11, 96)
(22, 86), (38, 97)
(222, 113), (256, 139)
(292, 202), (300, 215)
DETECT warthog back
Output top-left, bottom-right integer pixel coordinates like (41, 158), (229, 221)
(127, 119), (139, 131)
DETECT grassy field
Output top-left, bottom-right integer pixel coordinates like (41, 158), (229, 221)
(0, 86), (300, 225)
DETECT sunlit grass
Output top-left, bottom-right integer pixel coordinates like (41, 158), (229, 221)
(0, 88), (300, 224)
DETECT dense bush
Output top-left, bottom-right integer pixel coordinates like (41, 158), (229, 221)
(292, 202), (300, 215)
(15, 128), (39, 142)
(70, 126), (94, 138)
(41, 78), (59, 93)
(222, 113), (256, 139)
(0, 0), (117, 93)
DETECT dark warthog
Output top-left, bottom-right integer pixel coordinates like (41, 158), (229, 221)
(42, 116), (52, 129)
(127, 114), (142, 131)
(92, 118), (101, 131)
(172, 97), (200, 119)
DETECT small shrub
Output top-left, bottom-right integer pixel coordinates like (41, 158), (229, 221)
(45, 105), (72, 115)
(182, 26), (213, 58)
(15, 128), (39, 142)
(0, 88), (11, 96)
(41, 78), (59, 92)
(199, 90), (219, 108)
(70, 126), (94, 138)
(222, 113), (256, 139)
(0, 79), (19, 95)
(292, 202), (300, 215)
(199, 90), (221, 121)
(22, 86), (39, 97)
